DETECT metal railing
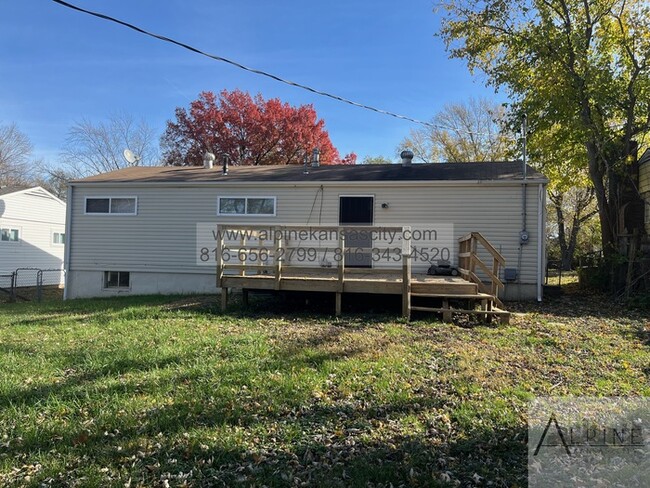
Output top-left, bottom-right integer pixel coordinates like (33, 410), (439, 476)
(0, 268), (65, 302)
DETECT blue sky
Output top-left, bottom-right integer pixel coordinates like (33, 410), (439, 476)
(1, 0), (503, 165)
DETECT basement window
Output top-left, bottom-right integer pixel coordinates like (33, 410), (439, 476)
(1, 228), (20, 242)
(103, 271), (130, 289)
(86, 197), (137, 215)
(218, 197), (276, 216)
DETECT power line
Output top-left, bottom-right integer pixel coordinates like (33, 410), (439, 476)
(52, 0), (440, 128)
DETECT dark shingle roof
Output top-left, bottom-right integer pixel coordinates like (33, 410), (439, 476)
(0, 186), (30, 197)
(72, 162), (547, 184)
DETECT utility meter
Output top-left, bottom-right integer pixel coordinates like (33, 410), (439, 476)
(520, 230), (530, 245)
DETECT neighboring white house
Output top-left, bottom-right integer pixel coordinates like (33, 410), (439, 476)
(65, 161), (547, 301)
(0, 186), (67, 285)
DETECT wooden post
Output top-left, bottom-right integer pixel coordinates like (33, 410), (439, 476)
(221, 287), (228, 311)
(240, 234), (246, 277)
(480, 298), (488, 323)
(274, 227), (283, 290)
(337, 231), (345, 291)
(492, 256), (500, 297)
(336, 231), (345, 316)
(402, 226), (411, 321)
(470, 234), (477, 279)
(216, 225), (224, 288)
(442, 298), (452, 323)
(258, 231), (264, 276)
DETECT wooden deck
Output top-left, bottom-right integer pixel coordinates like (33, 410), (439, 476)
(221, 269), (475, 295)
(216, 225), (510, 324)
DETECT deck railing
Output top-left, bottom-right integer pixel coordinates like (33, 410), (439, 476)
(457, 232), (505, 305)
(215, 224), (412, 316)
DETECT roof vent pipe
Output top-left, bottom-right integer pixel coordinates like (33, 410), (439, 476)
(203, 151), (215, 169)
(222, 154), (230, 175)
(311, 148), (321, 168)
(400, 150), (414, 167)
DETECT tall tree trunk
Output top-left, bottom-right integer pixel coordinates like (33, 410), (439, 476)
(586, 142), (616, 261)
(563, 215), (581, 271)
(553, 195), (570, 269)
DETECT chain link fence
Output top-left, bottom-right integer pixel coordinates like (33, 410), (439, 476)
(0, 268), (65, 303)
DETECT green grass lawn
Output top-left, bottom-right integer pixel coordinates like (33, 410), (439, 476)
(0, 291), (648, 487)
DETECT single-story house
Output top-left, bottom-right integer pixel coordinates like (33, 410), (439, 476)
(0, 186), (66, 285)
(64, 160), (548, 302)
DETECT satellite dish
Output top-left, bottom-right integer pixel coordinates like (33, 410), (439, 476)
(123, 149), (141, 165)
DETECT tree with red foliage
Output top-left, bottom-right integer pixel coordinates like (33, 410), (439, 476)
(161, 90), (355, 166)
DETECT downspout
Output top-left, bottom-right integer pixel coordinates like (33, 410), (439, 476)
(522, 115), (528, 235)
(517, 116), (529, 300)
(537, 183), (545, 302)
(63, 184), (73, 300)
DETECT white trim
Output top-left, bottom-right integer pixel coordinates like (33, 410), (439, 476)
(51, 230), (66, 246)
(84, 196), (138, 215)
(537, 183), (545, 302)
(69, 266), (216, 274)
(63, 185), (73, 300)
(217, 196), (277, 217)
(69, 179), (549, 189)
(338, 195), (376, 225)
(0, 186), (66, 206)
(0, 226), (21, 243)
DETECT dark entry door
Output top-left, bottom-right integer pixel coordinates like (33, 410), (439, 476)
(339, 196), (374, 268)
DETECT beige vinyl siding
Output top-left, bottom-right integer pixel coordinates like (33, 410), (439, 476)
(69, 182), (542, 285)
(640, 161), (650, 234)
(0, 190), (66, 277)
(640, 160), (650, 193)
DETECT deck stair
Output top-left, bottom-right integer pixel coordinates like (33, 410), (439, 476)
(215, 225), (510, 324)
(405, 232), (509, 324)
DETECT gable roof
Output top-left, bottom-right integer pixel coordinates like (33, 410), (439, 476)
(0, 186), (65, 205)
(0, 186), (30, 197)
(72, 161), (547, 185)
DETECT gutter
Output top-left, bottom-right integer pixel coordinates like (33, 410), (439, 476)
(67, 178), (549, 189)
(63, 185), (73, 300)
(537, 183), (545, 302)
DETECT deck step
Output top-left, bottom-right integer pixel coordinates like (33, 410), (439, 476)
(411, 282), (477, 294)
(410, 306), (511, 325)
(410, 306), (509, 315)
(410, 292), (495, 299)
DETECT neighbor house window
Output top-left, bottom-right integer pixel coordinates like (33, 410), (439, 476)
(86, 197), (137, 215)
(218, 197), (275, 216)
(53, 232), (65, 244)
(103, 271), (130, 288)
(1, 228), (19, 242)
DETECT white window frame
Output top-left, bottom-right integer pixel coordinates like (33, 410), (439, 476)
(102, 271), (131, 290)
(52, 231), (65, 245)
(84, 196), (138, 215)
(0, 227), (21, 243)
(338, 194), (376, 226)
(217, 196), (277, 217)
